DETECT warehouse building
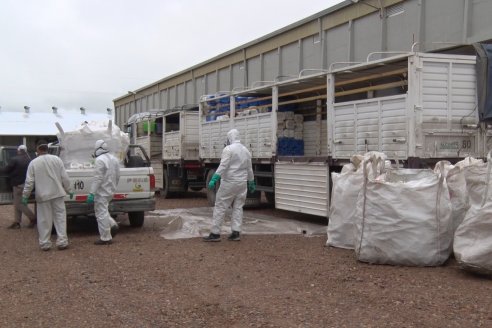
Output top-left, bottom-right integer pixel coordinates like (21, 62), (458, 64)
(113, 0), (492, 127)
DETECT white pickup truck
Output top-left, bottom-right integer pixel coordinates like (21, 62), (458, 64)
(53, 143), (156, 227)
(0, 144), (156, 227)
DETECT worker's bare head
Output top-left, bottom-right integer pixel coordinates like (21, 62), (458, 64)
(36, 144), (48, 154)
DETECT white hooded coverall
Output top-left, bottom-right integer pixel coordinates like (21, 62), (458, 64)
(90, 147), (121, 241)
(22, 154), (71, 249)
(211, 129), (254, 234)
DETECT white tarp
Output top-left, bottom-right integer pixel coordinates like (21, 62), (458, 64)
(326, 152), (387, 249)
(355, 161), (453, 266)
(145, 207), (327, 240)
(56, 120), (130, 169)
(454, 155), (492, 274)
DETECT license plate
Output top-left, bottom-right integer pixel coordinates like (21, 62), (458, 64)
(438, 139), (473, 151)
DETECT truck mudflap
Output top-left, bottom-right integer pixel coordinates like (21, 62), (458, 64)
(65, 198), (156, 217)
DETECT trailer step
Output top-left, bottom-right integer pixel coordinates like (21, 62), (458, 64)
(253, 171), (273, 178)
(256, 186), (274, 193)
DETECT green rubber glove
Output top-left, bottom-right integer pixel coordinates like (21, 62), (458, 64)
(69, 192), (74, 200)
(21, 196), (29, 205)
(248, 180), (256, 193)
(86, 193), (94, 204)
(207, 173), (221, 190)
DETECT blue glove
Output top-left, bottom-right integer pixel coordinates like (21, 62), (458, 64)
(21, 196), (29, 205)
(86, 193), (94, 204)
(207, 173), (221, 190)
(248, 180), (256, 193)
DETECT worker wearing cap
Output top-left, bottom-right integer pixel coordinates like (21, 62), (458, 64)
(86, 140), (121, 245)
(22, 144), (71, 251)
(0, 145), (36, 229)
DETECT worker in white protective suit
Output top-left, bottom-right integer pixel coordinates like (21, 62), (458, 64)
(86, 140), (121, 245)
(203, 129), (255, 242)
(22, 144), (72, 251)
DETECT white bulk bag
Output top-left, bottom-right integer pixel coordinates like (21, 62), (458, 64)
(433, 161), (466, 233)
(56, 120), (130, 169)
(355, 161), (453, 266)
(327, 152), (386, 249)
(454, 153), (492, 274)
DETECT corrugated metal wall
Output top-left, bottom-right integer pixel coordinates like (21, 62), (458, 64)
(114, 0), (492, 128)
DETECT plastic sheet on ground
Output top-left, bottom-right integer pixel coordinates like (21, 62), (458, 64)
(146, 207), (327, 240)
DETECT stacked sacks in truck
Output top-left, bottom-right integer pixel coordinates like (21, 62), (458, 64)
(276, 111), (304, 156)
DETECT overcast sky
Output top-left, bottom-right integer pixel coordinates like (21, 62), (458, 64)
(0, 0), (344, 114)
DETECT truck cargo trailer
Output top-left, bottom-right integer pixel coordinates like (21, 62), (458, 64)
(200, 50), (485, 218)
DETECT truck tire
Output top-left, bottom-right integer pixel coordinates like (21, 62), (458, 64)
(244, 190), (261, 208)
(206, 169), (218, 206)
(265, 191), (275, 206)
(128, 211), (144, 227)
(190, 187), (203, 192)
(161, 169), (174, 198)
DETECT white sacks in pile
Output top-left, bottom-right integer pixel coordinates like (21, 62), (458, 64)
(326, 152), (386, 249)
(354, 161), (453, 266)
(453, 154), (492, 274)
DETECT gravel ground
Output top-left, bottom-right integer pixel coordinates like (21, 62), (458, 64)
(0, 191), (491, 327)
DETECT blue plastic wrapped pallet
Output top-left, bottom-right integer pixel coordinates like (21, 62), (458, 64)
(205, 95), (217, 106)
(277, 138), (304, 156)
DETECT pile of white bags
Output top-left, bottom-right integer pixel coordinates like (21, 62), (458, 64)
(354, 160), (453, 266)
(326, 152), (386, 249)
(56, 120), (130, 169)
(453, 154), (492, 274)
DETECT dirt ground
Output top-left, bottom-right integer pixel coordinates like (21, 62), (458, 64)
(0, 191), (491, 328)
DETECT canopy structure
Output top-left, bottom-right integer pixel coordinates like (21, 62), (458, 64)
(0, 109), (113, 136)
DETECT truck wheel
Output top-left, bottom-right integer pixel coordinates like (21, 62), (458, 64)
(244, 190), (261, 208)
(128, 212), (144, 227)
(206, 169), (218, 206)
(265, 191), (275, 206)
(161, 169), (174, 198)
(190, 187), (203, 192)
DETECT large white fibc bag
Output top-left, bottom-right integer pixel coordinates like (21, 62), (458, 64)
(434, 157), (483, 233)
(327, 153), (386, 249)
(56, 120), (130, 169)
(454, 154), (492, 274)
(355, 161), (453, 266)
